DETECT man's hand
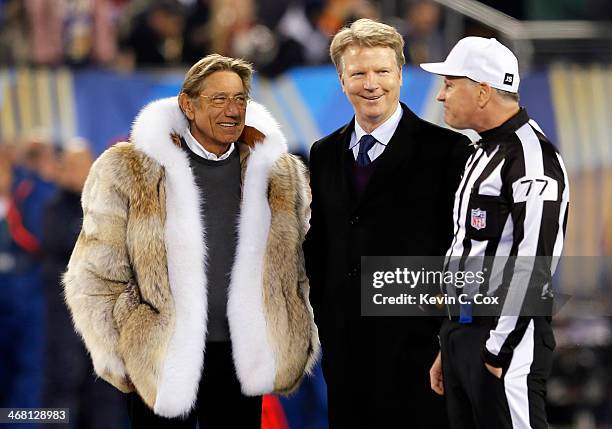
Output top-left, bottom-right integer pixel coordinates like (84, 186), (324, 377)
(485, 362), (503, 379)
(240, 125), (265, 147)
(430, 351), (444, 395)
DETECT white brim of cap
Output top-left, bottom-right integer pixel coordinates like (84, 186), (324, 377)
(419, 62), (465, 77)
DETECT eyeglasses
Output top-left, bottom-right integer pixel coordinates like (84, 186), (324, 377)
(200, 94), (249, 108)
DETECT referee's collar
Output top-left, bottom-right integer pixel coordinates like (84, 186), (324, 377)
(475, 107), (529, 153)
(479, 107), (529, 142)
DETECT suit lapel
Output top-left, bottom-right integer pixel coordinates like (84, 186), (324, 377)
(352, 104), (421, 213)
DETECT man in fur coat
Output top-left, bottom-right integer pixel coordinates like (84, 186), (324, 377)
(63, 54), (319, 428)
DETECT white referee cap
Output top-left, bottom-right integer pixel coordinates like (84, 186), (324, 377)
(420, 37), (520, 93)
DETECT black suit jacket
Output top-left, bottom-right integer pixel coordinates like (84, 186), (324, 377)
(304, 103), (471, 427)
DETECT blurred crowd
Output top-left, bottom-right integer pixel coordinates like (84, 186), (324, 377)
(2, 0), (610, 76)
(0, 135), (127, 429)
(0, 0), (475, 76)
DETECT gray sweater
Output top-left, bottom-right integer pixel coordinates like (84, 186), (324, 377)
(184, 145), (241, 342)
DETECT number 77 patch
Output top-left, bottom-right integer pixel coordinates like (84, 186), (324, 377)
(511, 176), (558, 202)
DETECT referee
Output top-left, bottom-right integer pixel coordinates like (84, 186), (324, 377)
(420, 37), (570, 429)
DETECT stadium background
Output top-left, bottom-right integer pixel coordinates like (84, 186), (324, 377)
(0, 0), (610, 428)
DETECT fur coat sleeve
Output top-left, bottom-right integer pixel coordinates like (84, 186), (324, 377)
(64, 141), (175, 408)
(63, 143), (141, 394)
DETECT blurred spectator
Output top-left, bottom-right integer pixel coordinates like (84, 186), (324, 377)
(318, 0), (380, 36)
(26, 0), (117, 66)
(0, 139), (19, 166)
(270, 1), (329, 68)
(0, 0), (30, 65)
(25, 0), (63, 65)
(401, 0), (444, 65)
(40, 138), (127, 429)
(0, 134), (57, 425)
(12, 132), (58, 248)
(256, 0), (290, 28)
(208, 0), (256, 57)
(234, 1), (329, 77)
(118, 0), (186, 69)
(0, 149), (16, 409)
(182, 0), (212, 64)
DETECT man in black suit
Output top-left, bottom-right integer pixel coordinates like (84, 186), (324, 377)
(303, 19), (470, 428)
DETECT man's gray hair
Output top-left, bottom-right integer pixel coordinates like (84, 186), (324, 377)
(495, 88), (520, 103)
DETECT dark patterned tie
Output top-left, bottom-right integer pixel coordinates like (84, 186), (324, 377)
(356, 134), (377, 166)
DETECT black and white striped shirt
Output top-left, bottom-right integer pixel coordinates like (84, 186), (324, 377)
(444, 108), (570, 367)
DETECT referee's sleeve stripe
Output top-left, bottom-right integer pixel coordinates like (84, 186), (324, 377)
(552, 152), (570, 256)
(552, 151), (570, 273)
(513, 124), (547, 258)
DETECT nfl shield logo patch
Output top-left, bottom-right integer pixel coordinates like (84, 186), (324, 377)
(471, 208), (487, 230)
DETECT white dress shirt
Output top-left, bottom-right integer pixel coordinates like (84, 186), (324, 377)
(183, 128), (235, 161)
(349, 103), (402, 162)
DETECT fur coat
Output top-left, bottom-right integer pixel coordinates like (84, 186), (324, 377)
(63, 97), (320, 418)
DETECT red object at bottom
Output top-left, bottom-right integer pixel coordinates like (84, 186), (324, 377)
(262, 394), (289, 429)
